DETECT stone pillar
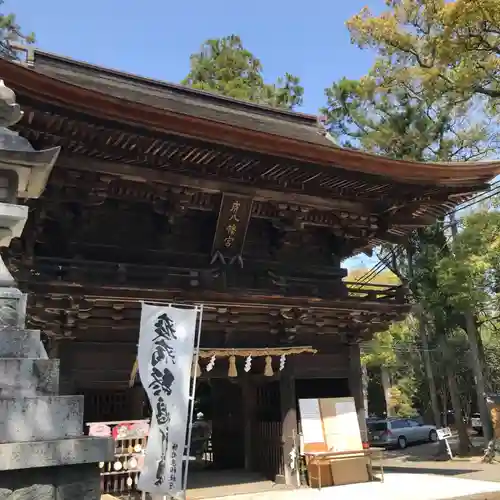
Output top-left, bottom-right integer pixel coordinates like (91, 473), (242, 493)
(348, 342), (368, 443)
(0, 80), (113, 500)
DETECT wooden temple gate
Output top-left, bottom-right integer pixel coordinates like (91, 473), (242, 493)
(1, 48), (499, 493)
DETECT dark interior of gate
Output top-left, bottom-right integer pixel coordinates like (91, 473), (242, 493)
(79, 356), (353, 484)
(0, 49), (497, 493)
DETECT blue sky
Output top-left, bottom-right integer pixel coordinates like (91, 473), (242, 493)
(6, 0), (385, 115)
(6, 0), (386, 270)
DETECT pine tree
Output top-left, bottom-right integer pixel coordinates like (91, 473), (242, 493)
(182, 35), (303, 110)
(0, 0), (35, 61)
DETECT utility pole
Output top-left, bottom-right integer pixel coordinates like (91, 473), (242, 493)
(449, 212), (493, 444)
(406, 245), (441, 428)
(415, 305), (442, 428)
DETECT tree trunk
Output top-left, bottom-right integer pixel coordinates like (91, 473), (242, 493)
(380, 366), (393, 417)
(464, 310), (493, 444)
(477, 331), (489, 392)
(449, 212), (492, 444)
(440, 337), (471, 455)
(446, 365), (471, 455)
(416, 306), (441, 427)
(441, 385), (448, 427)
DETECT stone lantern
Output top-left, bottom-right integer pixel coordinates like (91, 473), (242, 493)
(0, 80), (113, 500)
(0, 79), (60, 326)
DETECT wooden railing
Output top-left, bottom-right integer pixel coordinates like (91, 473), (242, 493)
(345, 281), (408, 302)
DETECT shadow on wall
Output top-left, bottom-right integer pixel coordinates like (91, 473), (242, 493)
(295, 377), (350, 402)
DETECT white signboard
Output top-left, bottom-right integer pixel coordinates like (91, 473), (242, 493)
(329, 400), (363, 452)
(298, 398), (324, 444)
(437, 427), (452, 440)
(436, 427), (453, 459)
(137, 303), (198, 497)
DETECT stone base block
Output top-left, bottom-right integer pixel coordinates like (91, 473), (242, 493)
(0, 462), (101, 500)
(0, 329), (47, 359)
(0, 395), (83, 443)
(0, 436), (114, 471)
(0, 358), (59, 396)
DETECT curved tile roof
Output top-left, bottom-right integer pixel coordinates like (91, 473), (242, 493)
(1, 50), (499, 187)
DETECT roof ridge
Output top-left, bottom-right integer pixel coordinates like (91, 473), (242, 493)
(33, 49), (320, 127)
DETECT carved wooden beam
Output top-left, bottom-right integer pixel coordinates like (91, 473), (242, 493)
(57, 154), (378, 213)
(23, 280), (411, 317)
(45, 164), (431, 244)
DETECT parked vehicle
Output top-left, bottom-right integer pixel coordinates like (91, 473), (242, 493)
(471, 413), (482, 435)
(367, 417), (438, 449)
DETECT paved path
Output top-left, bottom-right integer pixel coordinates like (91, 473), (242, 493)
(383, 457), (500, 483)
(109, 435), (500, 499)
(193, 474), (500, 500)
(379, 434), (500, 484)
(322, 473), (500, 500)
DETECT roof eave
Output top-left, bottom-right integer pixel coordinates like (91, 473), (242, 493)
(2, 57), (500, 187)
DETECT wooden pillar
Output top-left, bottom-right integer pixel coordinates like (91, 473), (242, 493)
(279, 369), (299, 487)
(242, 377), (255, 471)
(348, 342), (367, 443)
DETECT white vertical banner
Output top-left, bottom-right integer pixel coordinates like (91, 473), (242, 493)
(137, 303), (199, 498)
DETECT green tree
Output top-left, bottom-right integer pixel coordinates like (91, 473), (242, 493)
(438, 209), (500, 315)
(182, 35), (303, 109)
(0, 0), (35, 61)
(346, 0), (500, 105)
(323, 75), (497, 452)
(348, 268), (419, 417)
(483, 330), (500, 394)
(362, 317), (419, 417)
(323, 78), (495, 161)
